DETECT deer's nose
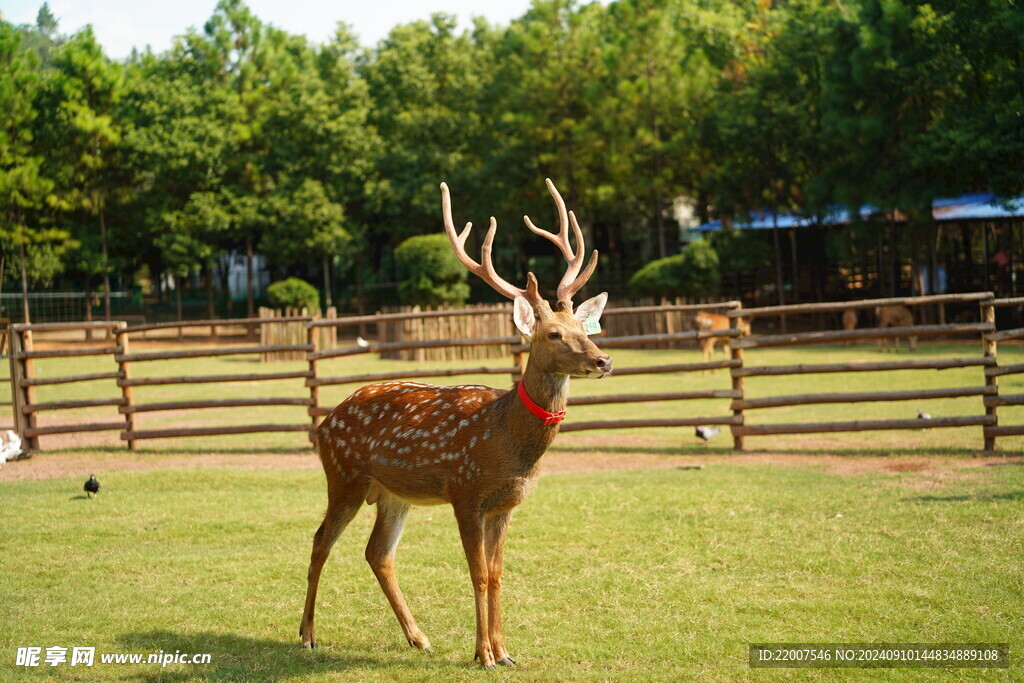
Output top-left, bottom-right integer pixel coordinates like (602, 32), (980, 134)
(596, 356), (613, 373)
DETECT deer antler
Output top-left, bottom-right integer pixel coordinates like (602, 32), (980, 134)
(441, 182), (537, 303)
(522, 178), (598, 302)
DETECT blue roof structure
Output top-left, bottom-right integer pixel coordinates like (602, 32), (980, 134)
(694, 193), (1024, 233)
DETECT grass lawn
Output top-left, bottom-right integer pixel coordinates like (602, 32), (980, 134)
(2, 337), (1021, 678)
(2, 461), (1022, 681)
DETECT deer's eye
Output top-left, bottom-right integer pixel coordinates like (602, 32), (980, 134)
(547, 331), (561, 340)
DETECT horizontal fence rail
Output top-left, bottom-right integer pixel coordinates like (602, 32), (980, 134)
(730, 292), (995, 318)
(5, 293), (1022, 453)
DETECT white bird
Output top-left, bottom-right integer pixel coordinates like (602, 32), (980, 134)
(356, 336), (370, 348)
(695, 425), (720, 443)
(917, 409), (932, 420)
(0, 430), (25, 466)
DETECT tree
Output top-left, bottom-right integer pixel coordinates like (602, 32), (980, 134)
(261, 179), (354, 310)
(156, 218), (212, 324)
(182, 0), (295, 317)
(120, 49), (239, 314)
(37, 26), (126, 319)
(359, 13), (494, 283)
(394, 234), (470, 307)
(0, 21), (71, 322)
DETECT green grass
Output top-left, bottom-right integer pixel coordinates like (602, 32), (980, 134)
(11, 342), (1024, 453)
(2, 464), (1022, 680)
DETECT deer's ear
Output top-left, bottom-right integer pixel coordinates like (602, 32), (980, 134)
(574, 292), (608, 324)
(513, 295), (537, 340)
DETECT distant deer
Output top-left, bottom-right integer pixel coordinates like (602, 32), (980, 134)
(299, 179), (612, 668)
(841, 309), (858, 345)
(875, 305), (917, 351)
(693, 311), (750, 365)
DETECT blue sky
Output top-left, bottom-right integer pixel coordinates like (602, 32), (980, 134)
(1, 0), (536, 58)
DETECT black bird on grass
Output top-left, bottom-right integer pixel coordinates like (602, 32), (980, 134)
(84, 474), (100, 498)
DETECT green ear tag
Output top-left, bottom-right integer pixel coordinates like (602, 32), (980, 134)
(584, 314), (602, 335)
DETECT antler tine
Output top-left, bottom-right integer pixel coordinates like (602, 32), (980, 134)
(558, 214), (599, 301)
(523, 178), (575, 261)
(440, 182), (532, 302)
(521, 178), (598, 301)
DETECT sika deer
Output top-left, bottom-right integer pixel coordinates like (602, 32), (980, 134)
(875, 305), (917, 351)
(694, 311), (750, 365)
(299, 179), (612, 668)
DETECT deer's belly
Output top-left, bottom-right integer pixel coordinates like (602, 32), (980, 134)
(367, 479), (450, 506)
(482, 476), (539, 513)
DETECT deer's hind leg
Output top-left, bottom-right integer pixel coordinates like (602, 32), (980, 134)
(365, 495), (432, 651)
(300, 476), (367, 649)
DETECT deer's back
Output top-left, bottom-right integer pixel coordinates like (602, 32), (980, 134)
(877, 305), (913, 327)
(317, 381), (520, 506)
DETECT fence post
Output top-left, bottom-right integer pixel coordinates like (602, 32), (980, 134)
(729, 308), (746, 451)
(12, 328), (39, 450)
(9, 328), (27, 445)
(115, 321), (136, 450)
(307, 323), (320, 441)
(981, 300), (997, 451)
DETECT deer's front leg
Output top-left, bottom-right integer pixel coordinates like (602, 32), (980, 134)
(485, 511), (514, 666)
(455, 506), (494, 668)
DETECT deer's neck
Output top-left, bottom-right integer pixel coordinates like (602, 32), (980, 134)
(520, 364), (570, 414)
(493, 362), (569, 474)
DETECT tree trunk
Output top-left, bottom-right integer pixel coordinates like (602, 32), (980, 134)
(176, 274), (184, 339)
(245, 235), (255, 318)
(206, 260), (216, 320)
(323, 253), (332, 309)
(19, 241), (30, 324)
(84, 281), (94, 341)
(355, 259), (366, 338)
(770, 205), (786, 333)
(100, 206), (111, 321)
(788, 228), (799, 303)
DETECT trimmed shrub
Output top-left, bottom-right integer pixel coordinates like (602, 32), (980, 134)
(267, 277), (320, 312)
(628, 241), (721, 299)
(394, 234), (470, 307)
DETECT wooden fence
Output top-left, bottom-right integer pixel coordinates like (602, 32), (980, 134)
(5, 294), (1022, 453)
(378, 304), (514, 361)
(726, 292), (998, 449)
(984, 296), (1024, 448)
(258, 306), (337, 361)
(10, 321), (127, 451)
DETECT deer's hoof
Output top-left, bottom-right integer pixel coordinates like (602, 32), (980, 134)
(474, 650), (497, 668)
(406, 633), (432, 651)
(497, 656), (517, 667)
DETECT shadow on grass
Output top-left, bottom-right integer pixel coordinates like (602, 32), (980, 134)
(46, 445), (315, 456)
(549, 442), (1009, 459)
(905, 490), (1024, 503)
(117, 630), (427, 681)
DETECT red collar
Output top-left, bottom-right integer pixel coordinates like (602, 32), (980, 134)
(517, 381), (566, 425)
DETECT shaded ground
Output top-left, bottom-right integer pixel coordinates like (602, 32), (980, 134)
(2, 439), (1019, 486)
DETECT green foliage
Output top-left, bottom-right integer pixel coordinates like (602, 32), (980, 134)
(261, 180), (352, 265)
(267, 277), (320, 311)
(2, 0), (1022, 307)
(709, 230), (773, 272)
(628, 240), (720, 299)
(394, 233), (470, 307)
